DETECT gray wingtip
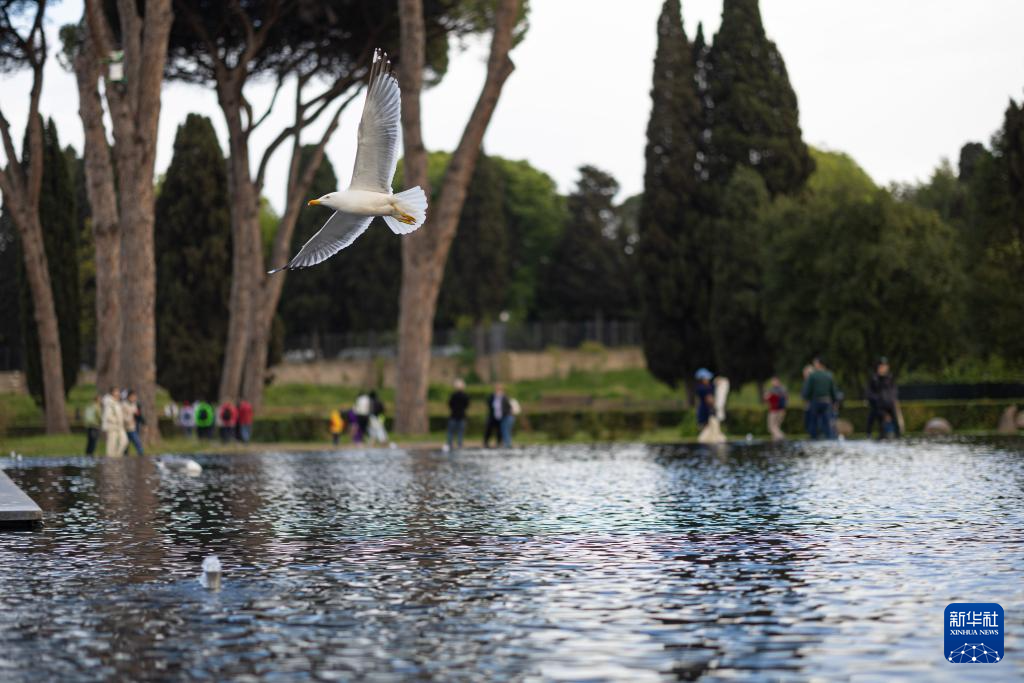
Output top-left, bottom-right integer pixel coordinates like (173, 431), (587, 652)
(267, 265), (287, 275)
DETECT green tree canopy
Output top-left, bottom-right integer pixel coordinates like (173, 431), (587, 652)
(493, 157), (566, 319)
(155, 114), (231, 401)
(762, 153), (964, 389)
(437, 153), (508, 326)
(536, 165), (635, 321)
(709, 166), (772, 386)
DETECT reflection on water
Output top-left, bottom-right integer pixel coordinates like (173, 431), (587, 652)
(1, 438), (1021, 681)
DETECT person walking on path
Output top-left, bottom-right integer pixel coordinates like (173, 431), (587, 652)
(194, 400), (214, 439)
(218, 400), (238, 443)
(502, 396), (521, 447)
(83, 394), (101, 455)
(802, 357), (839, 439)
(123, 390), (145, 455)
(446, 379), (470, 450)
(694, 368), (715, 429)
(865, 357), (900, 439)
(236, 399), (253, 442)
(102, 386), (127, 457)
(484, 383), (511, 448)
(353, 392), (372, 444)
(367, 391), (390, 446)
(763, 377), (788, 441)
(179, 401), (196, 438)
(329, 409), (345, 445)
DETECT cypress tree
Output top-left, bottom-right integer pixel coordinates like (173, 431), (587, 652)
(18, 119), (80, 404)
(155, 114), (231, 401)
(66, 145), (96, 370)
(0, 210), (19, 371)
(707, 0), (813, 196)
(637, 0), (712, 389)
(691, 21), (712, 184)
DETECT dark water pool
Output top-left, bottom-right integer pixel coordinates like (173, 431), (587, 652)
(1, 438), (1022, 681)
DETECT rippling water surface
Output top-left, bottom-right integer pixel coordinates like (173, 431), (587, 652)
(1, 438), (1022, 681)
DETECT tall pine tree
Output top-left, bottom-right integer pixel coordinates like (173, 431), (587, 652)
(18, 119), (80, 404)
(637, 0), (711, 389)
(155, 114), (231, 401)
(706, 0), (813, 196)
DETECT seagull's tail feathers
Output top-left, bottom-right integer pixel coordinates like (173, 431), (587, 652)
(385, 186), (428, 235)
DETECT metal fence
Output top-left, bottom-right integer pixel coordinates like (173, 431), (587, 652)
(283, 319), (641, 363)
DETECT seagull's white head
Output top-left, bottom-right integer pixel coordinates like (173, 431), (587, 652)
(308, 193), (340, 209)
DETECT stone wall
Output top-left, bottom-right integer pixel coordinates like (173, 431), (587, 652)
(0, 372), (26, 395)
(270, 347), (647, 387)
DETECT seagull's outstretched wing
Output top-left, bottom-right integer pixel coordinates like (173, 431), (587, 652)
(267, 212), (373, 274)
(349, 49), (401, 193)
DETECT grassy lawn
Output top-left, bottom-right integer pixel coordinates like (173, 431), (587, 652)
(2, 367), (704, 429)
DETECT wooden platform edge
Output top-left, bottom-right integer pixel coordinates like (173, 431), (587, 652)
(0, 468), (43, 525)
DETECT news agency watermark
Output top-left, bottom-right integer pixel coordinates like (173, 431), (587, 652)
(945, 603), (1003, 664)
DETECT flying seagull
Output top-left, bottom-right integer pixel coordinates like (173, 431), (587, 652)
(269, 49), (427, 274)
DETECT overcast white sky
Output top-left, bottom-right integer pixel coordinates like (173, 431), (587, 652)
(2, 0), (1024, 212)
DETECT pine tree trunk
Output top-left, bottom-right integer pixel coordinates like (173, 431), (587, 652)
(84, 0), (173, 443)
(92, 219), (122, 392)
(395, 254), (439, 433)
(393, 0), (519, 433)
(217, 172), (261, 403)
(118, 175), (158, 441)
(240, 306), (270, 410)
(74, 29), (121, 393)
(218, 89), (262, 403)
(17, 210), (70, 434)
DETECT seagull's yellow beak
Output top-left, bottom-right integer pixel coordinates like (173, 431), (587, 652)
(307, 198), (321, 206)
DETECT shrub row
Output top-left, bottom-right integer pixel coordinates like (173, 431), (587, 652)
(143, 399), (1018, 442)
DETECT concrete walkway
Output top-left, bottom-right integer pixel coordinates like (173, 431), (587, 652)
(0, 468), (42, 526)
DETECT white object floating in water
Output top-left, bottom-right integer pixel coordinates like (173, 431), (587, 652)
(200, 554), (222, 590)
(157, 457), (202, 476)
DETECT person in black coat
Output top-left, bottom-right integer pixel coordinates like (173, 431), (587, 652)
(865, 357), (899, 438)
(446, 378), (470, 450)
(484, 383), (511, 448)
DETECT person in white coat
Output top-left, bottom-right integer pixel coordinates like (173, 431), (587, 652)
(101, 386), (127, 457)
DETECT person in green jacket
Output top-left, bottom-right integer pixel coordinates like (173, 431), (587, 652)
(801, 356), (839, 439)
(194, 400), (215, 439)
